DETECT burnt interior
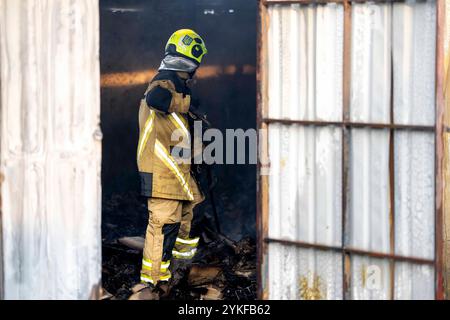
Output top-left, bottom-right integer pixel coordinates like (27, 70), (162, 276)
(100, 0), (257, 299)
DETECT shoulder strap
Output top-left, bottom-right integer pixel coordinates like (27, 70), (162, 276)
(152, 70), (190, 95)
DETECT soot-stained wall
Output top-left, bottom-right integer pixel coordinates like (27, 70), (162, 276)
(100, 0), (257, 241)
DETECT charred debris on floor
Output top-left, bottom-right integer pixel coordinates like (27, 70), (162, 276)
(102, 216), (256, 300)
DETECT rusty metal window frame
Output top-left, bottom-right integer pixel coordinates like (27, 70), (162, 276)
(257, 0), (445, 299)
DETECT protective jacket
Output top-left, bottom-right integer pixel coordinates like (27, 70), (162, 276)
(137, 70), (199, 201)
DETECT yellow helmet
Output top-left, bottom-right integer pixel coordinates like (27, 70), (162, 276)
(165, 29), (207, 65)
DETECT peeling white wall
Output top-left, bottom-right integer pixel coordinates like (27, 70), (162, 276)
(265, 1), (436, 300)
(349, 129), (390, 254)
(392, 0), (436, 126)
(350, 3), (391, 124)
(0, 0), (101, 299)
(267, 3), (344, 300)
(267, 3), (343, 121)
(268, 243), (343, 300)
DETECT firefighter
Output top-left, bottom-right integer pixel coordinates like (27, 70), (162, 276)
(129, 29), (207, 300)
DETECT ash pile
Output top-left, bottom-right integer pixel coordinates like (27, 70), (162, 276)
(101, 225), (256, 300)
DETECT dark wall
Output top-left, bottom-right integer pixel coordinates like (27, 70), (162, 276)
(100, 0), (257, 241)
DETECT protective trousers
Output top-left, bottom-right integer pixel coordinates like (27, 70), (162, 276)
(140, 186), (204, 285)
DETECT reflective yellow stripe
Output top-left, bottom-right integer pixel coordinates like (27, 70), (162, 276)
(142, 259), (170, 270)
(176, 237), (200, 245)
(155, 139), (194, 200)
(142, 259), (152, 268)
(137, 110), (155, 161)
(140, 274), (154, 284)
(176, 242), (198, 248)
(160, 272), (171, 281)
(168, 113), (190, 139)
(172, 248), (197, 258)
(140, 271), (171, 284)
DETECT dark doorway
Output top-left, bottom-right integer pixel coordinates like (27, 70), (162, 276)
(100, 0), (257, 299)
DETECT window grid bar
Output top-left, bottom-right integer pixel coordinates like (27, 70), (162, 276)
(389, 128), (396, 300)
(264, 237), (436, 266)
(263, 0), (345, 5)
(341, 0), (352, 300)
(434, 0), (445, 300)
(388, 3), (396, 299)
(257, 0), (445, 299)
(262, 118), (436, 131)
(263, 0), (414, 6)
(256, 0), (270, 300)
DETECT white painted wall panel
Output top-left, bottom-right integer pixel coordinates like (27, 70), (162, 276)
(0, 0), (101, 299)
(348, 129), (390, 253)
(350, 256), (391, 300)
(268, 124), (342, 246)
(351, 0), (436, 126)
(267, 4), (343, 121)
(351, 3), (391, 123)
(394, 131), (435, 260)
(264, 0), (437, 300)
(268, 243), (342, 300)
(394, 263), (434, 299)
(393, 0), (436, 126)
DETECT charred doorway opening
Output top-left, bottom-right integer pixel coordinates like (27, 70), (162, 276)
(100, 0), (257, 299)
